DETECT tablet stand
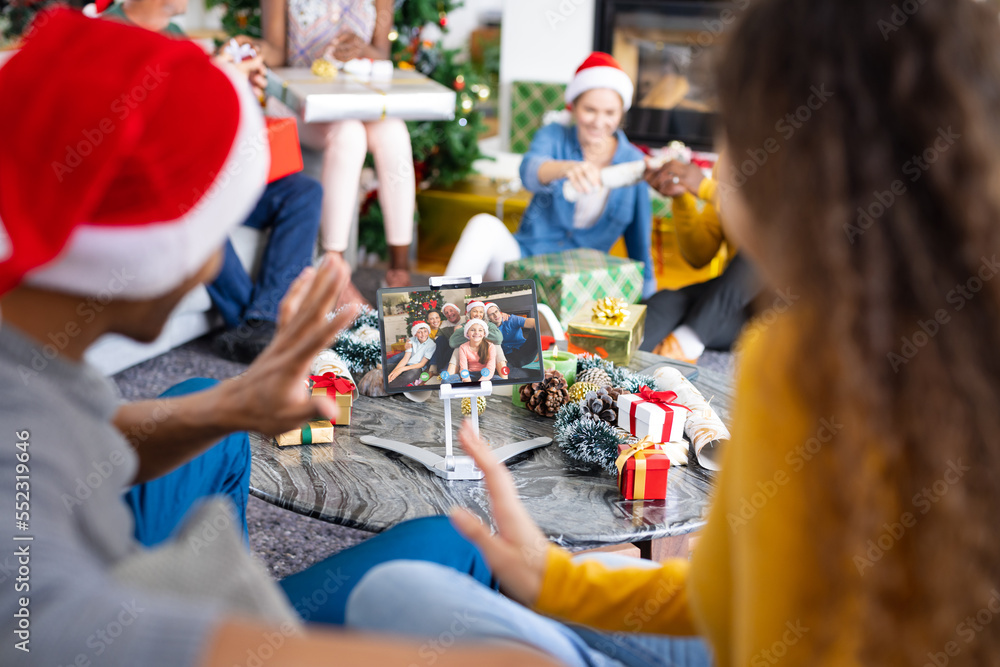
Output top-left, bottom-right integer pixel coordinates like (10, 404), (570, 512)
(359, 274), (552, 480)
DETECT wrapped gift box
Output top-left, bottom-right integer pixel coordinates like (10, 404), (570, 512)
(616, 441), (670, 500)
(504, 249), (644, 328)
(566, 301), (646, 366)
(416, 177), (531, 264)
(267, 68), (456, 123)
(276, 420), (333, 447)
(617, 391), (686, 443)
(265, 117), (304, 183)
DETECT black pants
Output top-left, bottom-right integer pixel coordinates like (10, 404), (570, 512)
(640, 253), (761, 352)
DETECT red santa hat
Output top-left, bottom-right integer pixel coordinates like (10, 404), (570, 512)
(411, 321), (430, 336)
(442, 302), (461, 316)
(564, 52), (634, 111)
(0, 9), (267, 300)
(466, 300), (486, 314)
(463, 318), (488, 339)
(485, 302), (500, 315)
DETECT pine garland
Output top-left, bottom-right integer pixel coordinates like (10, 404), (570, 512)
(553, 354), (664, 474)
(329, 305), (382, 376)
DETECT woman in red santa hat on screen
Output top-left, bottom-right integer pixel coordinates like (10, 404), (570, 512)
(444, 52), (655, 299)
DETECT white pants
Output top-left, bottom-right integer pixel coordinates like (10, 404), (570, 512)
(298, 118), (415, 253)
(444, 213), (523, 281)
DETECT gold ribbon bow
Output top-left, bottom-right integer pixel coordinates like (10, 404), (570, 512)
(311, 59), (337, 78)
(615, 436), (659, 499)
(591, 297), (630, 327)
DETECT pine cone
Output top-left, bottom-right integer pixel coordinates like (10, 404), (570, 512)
(576, 367), (612, 388)
(581, 386), (630, 425)
(520, 369), (570, 417)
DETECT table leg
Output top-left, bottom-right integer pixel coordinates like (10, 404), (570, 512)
(634, 534), (691, 562)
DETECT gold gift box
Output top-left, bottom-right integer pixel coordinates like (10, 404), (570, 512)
(275, 420), (334, 447)
(566, 302), (646, 366)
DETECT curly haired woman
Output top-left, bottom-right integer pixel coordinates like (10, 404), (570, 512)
(339, 1), (1000, 665)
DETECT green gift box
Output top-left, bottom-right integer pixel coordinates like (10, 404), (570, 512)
(504, 249), (644, 328)
(566, 302), (646, 366)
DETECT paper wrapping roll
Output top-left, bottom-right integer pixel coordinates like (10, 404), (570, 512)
(311, 350), (359, 400)
(651, 367), (730, 471)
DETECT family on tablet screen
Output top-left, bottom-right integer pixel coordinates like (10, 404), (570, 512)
(386, 299), (537, 389)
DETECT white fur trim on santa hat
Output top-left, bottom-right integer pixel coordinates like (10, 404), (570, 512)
(565, 66), (634, 111)
(485, 302), (500, 314)
(411, 321), (430, 336)
(466, 300), (486, 313)
(464, 318), (488, 338)
(442, 303), (460, 315)
(22, 62), (268, 300)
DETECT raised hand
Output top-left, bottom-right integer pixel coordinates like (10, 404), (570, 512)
(449, 421), (550, 606)
(220, 253), (360, 436)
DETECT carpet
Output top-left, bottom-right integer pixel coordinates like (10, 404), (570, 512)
(112, 267), (734, 579)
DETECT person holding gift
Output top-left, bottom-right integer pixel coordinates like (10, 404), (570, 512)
(449, 319), (502, 381)
(260, 0), (417, 293)
(444, 52), (656, 300)
(100, 0), (326, 363)
(387, 320), (435, 386)
(639, 158), (761, 364)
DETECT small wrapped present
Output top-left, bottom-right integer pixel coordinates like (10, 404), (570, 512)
(566, 298), (646, 365)
(309, 351), (357, 425)
(276, 420), (333, 447)
(504, 249), (645, 328)
(616, 438), (670, 500)
(617, 387), (688, 443)
(265, 117), (304, 183)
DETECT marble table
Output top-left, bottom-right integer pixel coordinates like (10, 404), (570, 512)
(249, 351), (733, 556)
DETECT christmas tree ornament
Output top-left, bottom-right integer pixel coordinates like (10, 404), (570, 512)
(519, 370), (570, 418)
(577, 367), (612, 388)
(461, 396), (487, 416)
(568, 381), (600, 402)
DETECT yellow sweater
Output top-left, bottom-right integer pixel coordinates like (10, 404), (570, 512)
(671, 177), (728, 269)
(533, 315), (857, 665)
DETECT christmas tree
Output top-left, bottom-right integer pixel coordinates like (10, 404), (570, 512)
(403, 289), (445, 329)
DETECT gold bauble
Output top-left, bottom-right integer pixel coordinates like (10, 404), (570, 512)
(461, 396), (488, 415)
(568, 382), (600, 402)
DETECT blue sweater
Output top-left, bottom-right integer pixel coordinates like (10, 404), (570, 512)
(515, 123), (656, 299)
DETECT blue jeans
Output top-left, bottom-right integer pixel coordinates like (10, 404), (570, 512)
(207, 172), (322, 328)
(346, 559), (712, 667)
(123, 378), (250, 547)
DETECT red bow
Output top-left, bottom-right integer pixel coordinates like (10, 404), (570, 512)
(309, 373), (355, 395)
(637, 386), (691, 412)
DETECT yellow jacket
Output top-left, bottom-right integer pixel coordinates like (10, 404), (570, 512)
(533, 315), (858, 665)
(671, 177), (728, 269)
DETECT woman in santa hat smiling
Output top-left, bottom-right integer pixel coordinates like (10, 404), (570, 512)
(444, 52), (655, 299)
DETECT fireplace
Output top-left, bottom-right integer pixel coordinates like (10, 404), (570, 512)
(594, 0), (733, 150)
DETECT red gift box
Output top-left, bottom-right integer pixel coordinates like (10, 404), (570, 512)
(265, 117), (304, 183)
(616, 439), (670, 500)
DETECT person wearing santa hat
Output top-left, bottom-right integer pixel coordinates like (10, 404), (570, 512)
(444, 52), (655, 300)
(0, 12), (541, 667)
(448, 318), (499, 381)
(99, 0), (326, 364)
(446, 299), (502, 349)
(387, 319), (436, 385)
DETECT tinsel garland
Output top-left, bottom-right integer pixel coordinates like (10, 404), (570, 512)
(553, 354), (660, 474)
(330, 305), (382, 376)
